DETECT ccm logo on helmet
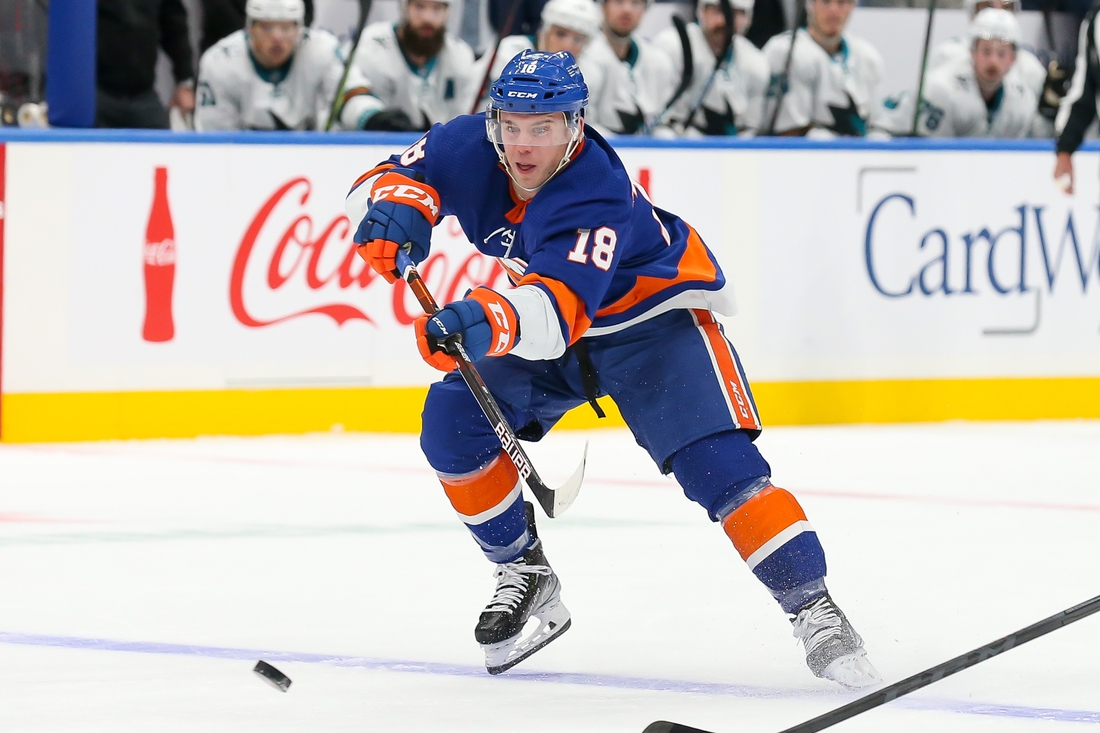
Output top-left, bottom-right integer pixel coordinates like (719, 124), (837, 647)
(506, 91), (539, 98)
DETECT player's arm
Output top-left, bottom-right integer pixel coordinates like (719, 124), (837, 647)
(1054, 9), (1100, 193)
(913, 78), (953, 138)
(415, 212), (627, 371)
(345, 131), (441, 281)
(194, 49), (243, 131)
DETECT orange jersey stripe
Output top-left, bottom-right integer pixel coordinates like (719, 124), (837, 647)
(517, 273), (592, 344)
(692, 310), (760, 430)
(721, 486), (808, 561)
(441, 450), (519, 518)
(595, 225), (718, 319)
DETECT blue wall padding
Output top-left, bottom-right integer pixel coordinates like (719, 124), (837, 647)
(46, 0), (97, 128)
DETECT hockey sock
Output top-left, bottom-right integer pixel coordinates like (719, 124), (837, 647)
(671, 431), (826, 614)
(720, 484), (828, 613)
(438, 449), (532, 563)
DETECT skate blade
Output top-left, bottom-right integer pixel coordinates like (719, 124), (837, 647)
(821, 650), (883, 690)
(483, 601), (571, 675)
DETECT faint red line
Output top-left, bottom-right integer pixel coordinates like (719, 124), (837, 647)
(7, 445), (1100, 515)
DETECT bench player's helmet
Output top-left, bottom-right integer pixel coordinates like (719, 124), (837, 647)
(486, 50), (589, 192)
(246, 0), (306, 24)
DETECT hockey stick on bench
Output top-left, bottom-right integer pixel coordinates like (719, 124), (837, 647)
(394, 248), (586, 519)
(643, 592), (1100, 733)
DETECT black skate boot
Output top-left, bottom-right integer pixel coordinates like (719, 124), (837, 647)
(475, 504), (571, 674)
(791, 593), (882, 689)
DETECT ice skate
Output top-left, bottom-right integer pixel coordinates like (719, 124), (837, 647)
(475, 538), (571, 674)
(792, 594), (882, 689)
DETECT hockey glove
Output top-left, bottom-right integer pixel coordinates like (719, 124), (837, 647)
(415, 287), (521, 372)
(355, 170), (441, 283)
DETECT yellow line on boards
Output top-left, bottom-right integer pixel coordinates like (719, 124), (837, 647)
(2, 376), (1099, 443)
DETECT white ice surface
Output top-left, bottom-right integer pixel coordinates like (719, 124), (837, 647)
(1, 422), (1099, 732)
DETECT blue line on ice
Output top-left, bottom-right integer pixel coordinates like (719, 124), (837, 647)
(1, 631), (1096, 725)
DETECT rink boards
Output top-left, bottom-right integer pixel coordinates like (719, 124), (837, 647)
(0, 131), (1098, 442)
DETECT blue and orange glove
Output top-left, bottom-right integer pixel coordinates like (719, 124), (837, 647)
(415, 288), (521, 372)
(354, 169), (441, 283)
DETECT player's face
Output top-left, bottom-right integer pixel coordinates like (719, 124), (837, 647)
(248, 20), (301, 69)
(499, 112), (576, 193)
(972, 39), (1016, 84)
(808, 0), (855, 37)
(405, 0), (450, 36)
(541, 26), (590, 57)
(701, 5), (749, 44)
(603, 0), (646, 38)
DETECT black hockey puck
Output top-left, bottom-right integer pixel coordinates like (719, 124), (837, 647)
(253, 660), (292, 692)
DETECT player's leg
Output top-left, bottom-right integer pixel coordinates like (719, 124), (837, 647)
(420, 355), (584, 673)
(595, 309), (880, 688)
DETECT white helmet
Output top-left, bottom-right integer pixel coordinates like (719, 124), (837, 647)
(698, 0), (753, 25)
(698, 0), (753, 14)
(963, 0), (1017, 16)
(246, 0), (306, 23)
(541, 0), (602, 40)
(969, 7), (1020, 46)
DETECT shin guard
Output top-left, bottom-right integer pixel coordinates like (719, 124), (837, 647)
(440, 450), (531, 563)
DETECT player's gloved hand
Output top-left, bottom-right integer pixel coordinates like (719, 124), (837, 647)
(1040, 60), (1069, 121)
(355, 170), (440, 283)
(415, 288), (521, 372)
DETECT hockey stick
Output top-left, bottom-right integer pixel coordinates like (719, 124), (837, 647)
(679, 0), (736, 134)
(643, 15), (694, 134)
(468, 0), (523, 115)
(910, 0), (937, 136)
(643, 592), (1100, 733)
(763, 19), (799, 135)
(394, 248), (586, 519)
(324, 0), (373, 131)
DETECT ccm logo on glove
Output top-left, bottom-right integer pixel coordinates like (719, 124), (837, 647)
(369, 170), (437, 220)
(415, 287), (521, 371)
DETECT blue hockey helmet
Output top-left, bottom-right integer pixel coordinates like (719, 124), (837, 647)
(486, 50), (588, 194)
(488, 49), (589, 115)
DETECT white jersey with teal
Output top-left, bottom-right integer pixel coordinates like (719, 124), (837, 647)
(350, 21), (477, 127)
(196, 28), (381, 131)
(761, 28), (884, 136)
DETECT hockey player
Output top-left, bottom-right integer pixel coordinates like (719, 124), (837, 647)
(471, 0), (603, 110)
(761, 0), (884, 137)
(900, 9), (1041, 138)
(1053, 1), (1100, 194)
(581, 0), (675, 135)
(927, 0), (1046, 103)
(345, 50), (882, 688)
(653, 0), (770, 136)
(195, 0), (383, 131)
(350, 0), (477, 131)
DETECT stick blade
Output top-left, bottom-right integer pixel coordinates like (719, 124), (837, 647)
(643, 722), (715, 733)
(550, 442), (587, 518)
(253, 660), (292, 692)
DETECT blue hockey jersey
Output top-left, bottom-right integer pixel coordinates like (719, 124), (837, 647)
(348, 114), (735, 352)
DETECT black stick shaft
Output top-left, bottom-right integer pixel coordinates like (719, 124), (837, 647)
(779, 593), (1100, 733)
(646, 593), (1100, 733)
(764, 26), (798, 135)
(324, 0), (374, 131)
(911, 0), (937, 136)
(393, 249), (558, 518)
(468, 0), (523, 115)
